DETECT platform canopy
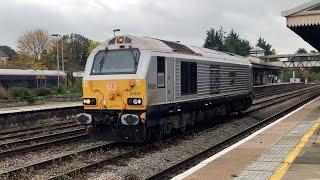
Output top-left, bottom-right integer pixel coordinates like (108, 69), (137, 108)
(282, 0), (320, 51)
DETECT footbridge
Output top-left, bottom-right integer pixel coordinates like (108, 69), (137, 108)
(261, 53), (320, 69)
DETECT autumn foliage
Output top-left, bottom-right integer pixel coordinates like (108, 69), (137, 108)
(2, 28), (101, 71)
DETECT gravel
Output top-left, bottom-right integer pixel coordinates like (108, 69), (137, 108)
(0, 139), (109, 175)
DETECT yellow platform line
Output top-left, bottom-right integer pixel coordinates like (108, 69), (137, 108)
(270, 118), (320, 180)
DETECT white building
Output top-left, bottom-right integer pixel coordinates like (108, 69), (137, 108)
(250, 46), (266, 57)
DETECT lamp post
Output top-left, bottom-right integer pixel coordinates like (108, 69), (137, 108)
(61, 40), (65, 72)
(52, 34), (61, 88)
(113, 29), (120, 37)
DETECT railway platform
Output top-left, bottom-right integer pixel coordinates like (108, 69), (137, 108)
(0, 101), (82, 115)
(173, 97), (320, 180)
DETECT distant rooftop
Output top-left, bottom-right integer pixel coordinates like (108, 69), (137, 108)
(282, 0), (320, 51)
(282, 0), (320, 17)
(250, 46), (265, 53)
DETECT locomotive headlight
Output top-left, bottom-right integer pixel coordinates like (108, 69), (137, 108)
(83, 98), (96, 105)
(133, 99), (138, 105)
(127, 98), (143, 105)
(117, 36), (125, 44)
(83, 99), (90, 104)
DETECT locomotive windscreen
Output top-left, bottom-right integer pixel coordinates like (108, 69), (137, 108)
(91, 49), (140, 75)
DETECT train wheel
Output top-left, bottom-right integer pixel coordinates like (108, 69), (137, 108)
(180, 125), (187, 133)
(152, 125), (163, 141)
(135, 125), (148, 143)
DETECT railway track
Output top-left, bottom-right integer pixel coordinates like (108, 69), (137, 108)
(48, 144), (152, 180)
(0, 128), (86, 158)
(0, 121), (80, 141)
(247, 85), (320, 113)
(0, 141), (119, 178)
(253, 83), (310, 99)
(0, 84), (306, 144)
(0, 119), (78, 137)
(1, 85), (319, 179)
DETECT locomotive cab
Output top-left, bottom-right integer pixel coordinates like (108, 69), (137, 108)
(78, 36), (151, 142)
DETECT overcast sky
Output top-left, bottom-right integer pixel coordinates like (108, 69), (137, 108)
(0, 0), (316, 53)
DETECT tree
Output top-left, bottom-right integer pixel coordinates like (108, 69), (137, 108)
(223, 30), (251, 56)
(271, 49), (277, 55)
(17, 29), (53, 61)
(256, 37), (272, 56)
(203, 27), (224, 50)
(16, 29), (54, 69)
(87, 41), (101, 54)
(296, 48), (308, 54)
(62, 34), (91, 70)
(0, 46), (17, 60)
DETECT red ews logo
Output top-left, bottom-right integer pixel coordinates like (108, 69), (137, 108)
(107, 82), (116, 90)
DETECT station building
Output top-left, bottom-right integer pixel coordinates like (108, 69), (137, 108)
(0, 69), (67, 88)
(244, 46), (283, 86)
(245, 56), (283, 86)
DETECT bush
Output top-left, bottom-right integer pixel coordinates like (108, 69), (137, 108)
(51, 87), (66, 95)
(9, 87), (37, 104)
(0, 87), (9, 100)
(67, 86), (82, 96)
(31, 88), (51, 96)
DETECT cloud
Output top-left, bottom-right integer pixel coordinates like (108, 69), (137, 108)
(0, 0), (315, 53)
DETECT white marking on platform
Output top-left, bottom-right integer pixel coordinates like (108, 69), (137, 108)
(171, 97), (320, 180)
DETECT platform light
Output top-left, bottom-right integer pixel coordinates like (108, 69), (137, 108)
(113, 29), (120, 37)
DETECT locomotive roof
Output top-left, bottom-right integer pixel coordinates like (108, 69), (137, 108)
(104, 35), (251, 65)
(0, 69), (67, 77)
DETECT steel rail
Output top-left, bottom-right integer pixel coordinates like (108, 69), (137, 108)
(0, 120), (77, 137)
(247, 86), (320, 113)
(0, 141), (119, 177)
(0, 123), (81, 141)
(48, 144), (154, 180)
(0, 129), (86, 158)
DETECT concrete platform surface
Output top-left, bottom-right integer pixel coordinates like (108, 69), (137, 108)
(0, 101), (82, 115)
(173, 97), (320, 180)
(283, 126), (320, 180)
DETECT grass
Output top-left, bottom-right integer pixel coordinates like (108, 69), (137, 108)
(19, 167), (34, 178)
(70, 154), (82, 164)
